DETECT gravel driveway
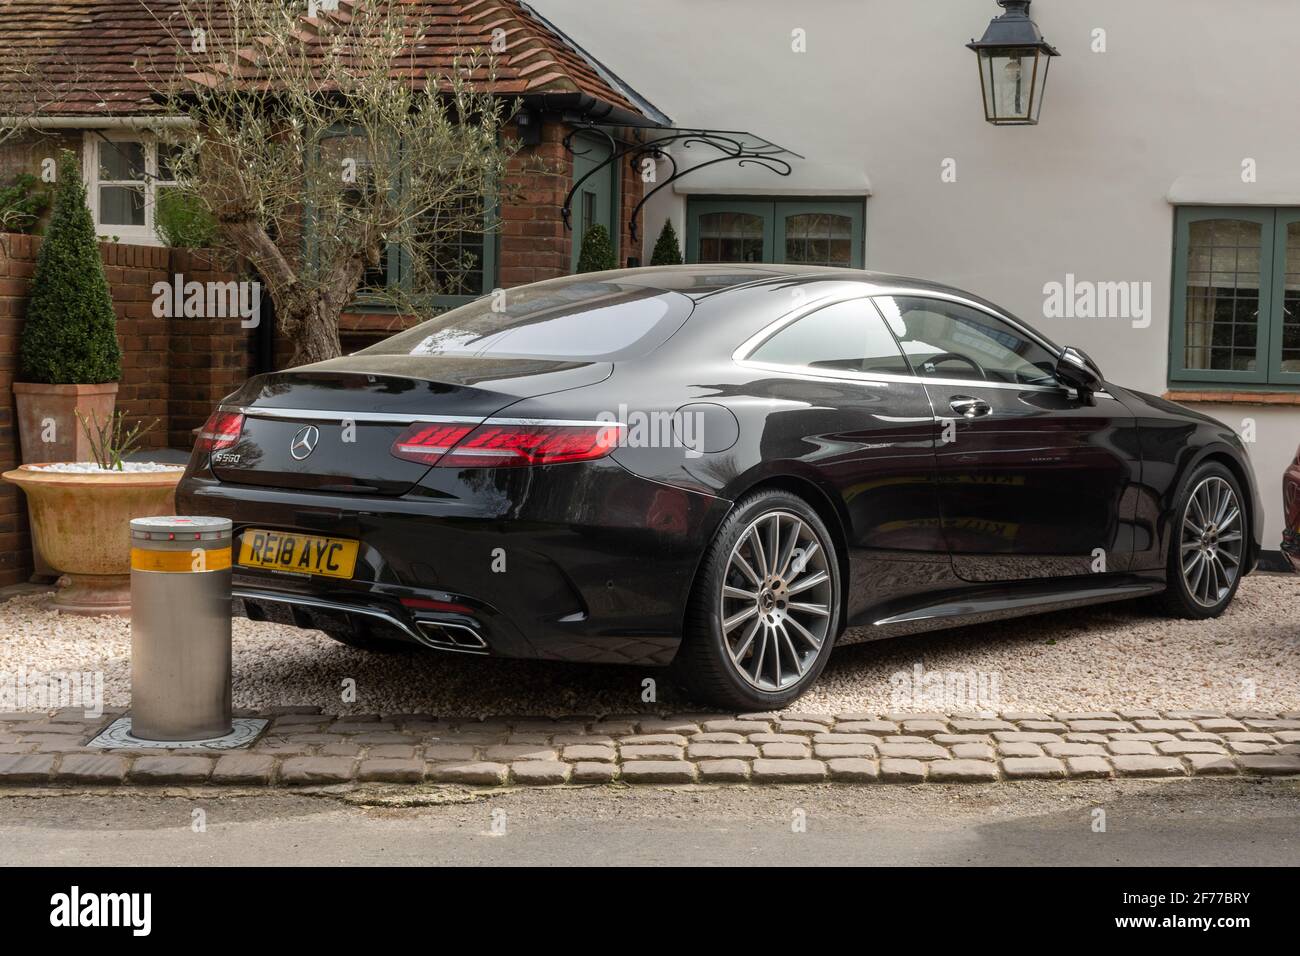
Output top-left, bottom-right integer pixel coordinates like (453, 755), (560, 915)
(1, 573), (1295, 717)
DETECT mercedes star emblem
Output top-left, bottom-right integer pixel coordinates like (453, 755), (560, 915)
(290, 425), (320, 461)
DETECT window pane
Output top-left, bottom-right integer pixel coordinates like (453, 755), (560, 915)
(874, 296), (1059, 386)
(749, 299), (910, 375)
(361, 275), (692, 361)
(697, 212), (764, 263)
(784, 212), (853, 267)
(1282, 221), (1300, 373)
(157, 143), (182, 183)
(1183, 218), (1262, 372)
(99, 185), (145, 226)
(99, 141), (145, 182)
(985, 50), (1041, 122)
(315, 133), (394, 293)
(415, 195), (486, 297)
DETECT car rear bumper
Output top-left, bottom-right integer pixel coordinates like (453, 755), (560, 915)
(178, 459), (732, 666)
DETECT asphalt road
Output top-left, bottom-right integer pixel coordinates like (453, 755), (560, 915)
(0, 778), (1296, 866)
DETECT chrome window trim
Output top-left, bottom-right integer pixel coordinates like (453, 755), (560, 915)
(732, 287), (1062, 365)
(731, 287), (1114, 398)
(734, 358), (1082, 394)
(226, 406), (621, 428)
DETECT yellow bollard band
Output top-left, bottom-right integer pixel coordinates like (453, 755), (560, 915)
(131, 546), (232, 573)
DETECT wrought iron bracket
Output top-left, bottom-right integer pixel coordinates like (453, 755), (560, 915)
(561, 126), (798, 241)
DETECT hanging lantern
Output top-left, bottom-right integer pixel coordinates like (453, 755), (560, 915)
(968, 0), (1060, 126)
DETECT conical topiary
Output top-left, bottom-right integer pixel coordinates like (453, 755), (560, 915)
(575, 223), (616, 273)
(650, 219), (683, 266)
(19, 150), (121, 384)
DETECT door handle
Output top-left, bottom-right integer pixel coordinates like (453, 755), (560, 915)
(949, 396), (992, 418)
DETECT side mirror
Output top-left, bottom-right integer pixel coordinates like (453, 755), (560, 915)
(1055, 346), (1104, 401)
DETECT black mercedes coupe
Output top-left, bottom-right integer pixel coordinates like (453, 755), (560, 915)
(177, 265), (1262, 709)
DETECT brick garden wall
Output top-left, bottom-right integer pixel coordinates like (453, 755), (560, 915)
(0, 233), (250, 586)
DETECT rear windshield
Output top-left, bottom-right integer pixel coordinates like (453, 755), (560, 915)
(359, 274), (694, 362)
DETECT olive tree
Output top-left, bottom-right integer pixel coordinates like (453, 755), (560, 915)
(147, 0), (519, 365)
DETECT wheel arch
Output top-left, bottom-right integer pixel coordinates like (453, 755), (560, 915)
(1187, 446), (1260, 570)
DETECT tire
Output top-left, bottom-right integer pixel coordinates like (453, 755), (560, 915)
(673, 490), (842, 710)
(1160, 462), (1248, 619)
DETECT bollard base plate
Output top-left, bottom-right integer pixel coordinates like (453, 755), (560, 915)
(88, 717), (268, 751)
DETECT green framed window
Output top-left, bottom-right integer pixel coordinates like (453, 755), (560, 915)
(1170, 206), (1300, 388)
(349, 197), (498, 313)
(310, 128), (498, 313)
(686, 197), (865, 268)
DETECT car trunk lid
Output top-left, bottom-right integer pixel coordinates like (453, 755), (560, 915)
(208, 356), (612, 495)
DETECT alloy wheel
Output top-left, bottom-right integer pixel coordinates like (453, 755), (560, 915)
(718, 510), (834, 692)
(1179, 475), (1244, 608)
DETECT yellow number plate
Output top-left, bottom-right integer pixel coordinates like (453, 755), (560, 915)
(237, 529), (359, 579)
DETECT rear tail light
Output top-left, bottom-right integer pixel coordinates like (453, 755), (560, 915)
(390, 422), (476, 465)
(196, 410), (245, 452)
(390, 419), (622, 469)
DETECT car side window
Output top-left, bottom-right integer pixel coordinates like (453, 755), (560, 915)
(747, 298), (912, 376)
(873, 295), (1060, 386)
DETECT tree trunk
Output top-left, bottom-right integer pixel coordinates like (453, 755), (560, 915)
(279, 294), (343, 367)
(220, 217), (366, 368)
(281, 252), (366, 367)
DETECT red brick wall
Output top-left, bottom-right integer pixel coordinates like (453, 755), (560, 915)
(498, 123), (574, 287)
(619, 139), (645, 267)
(0, 234), (249, 585)
(448, 119), (645, 293)
(164, 249), (256, 449)
(98, 241), (172, 449)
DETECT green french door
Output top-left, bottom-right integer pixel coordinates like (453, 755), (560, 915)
(686, 197), (865, 268)
(571, 133), (617, 270)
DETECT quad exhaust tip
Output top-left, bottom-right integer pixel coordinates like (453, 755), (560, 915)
(414, 620), (490, 654)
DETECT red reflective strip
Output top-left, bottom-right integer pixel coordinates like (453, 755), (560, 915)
(400, 597), (475, 615)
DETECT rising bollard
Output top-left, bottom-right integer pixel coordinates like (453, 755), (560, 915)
(128, 516), (234, 741)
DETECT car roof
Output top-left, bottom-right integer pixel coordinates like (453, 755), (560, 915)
(592, 264), (979, 302)
(595, 264), (1061, 360)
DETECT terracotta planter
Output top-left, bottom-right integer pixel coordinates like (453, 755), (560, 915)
(12, 382), (119, 463)
(11, 382), (119, 580)
(1, 465), (182, 615)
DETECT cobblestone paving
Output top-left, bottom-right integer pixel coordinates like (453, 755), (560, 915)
(1, 707), (1297, 787)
